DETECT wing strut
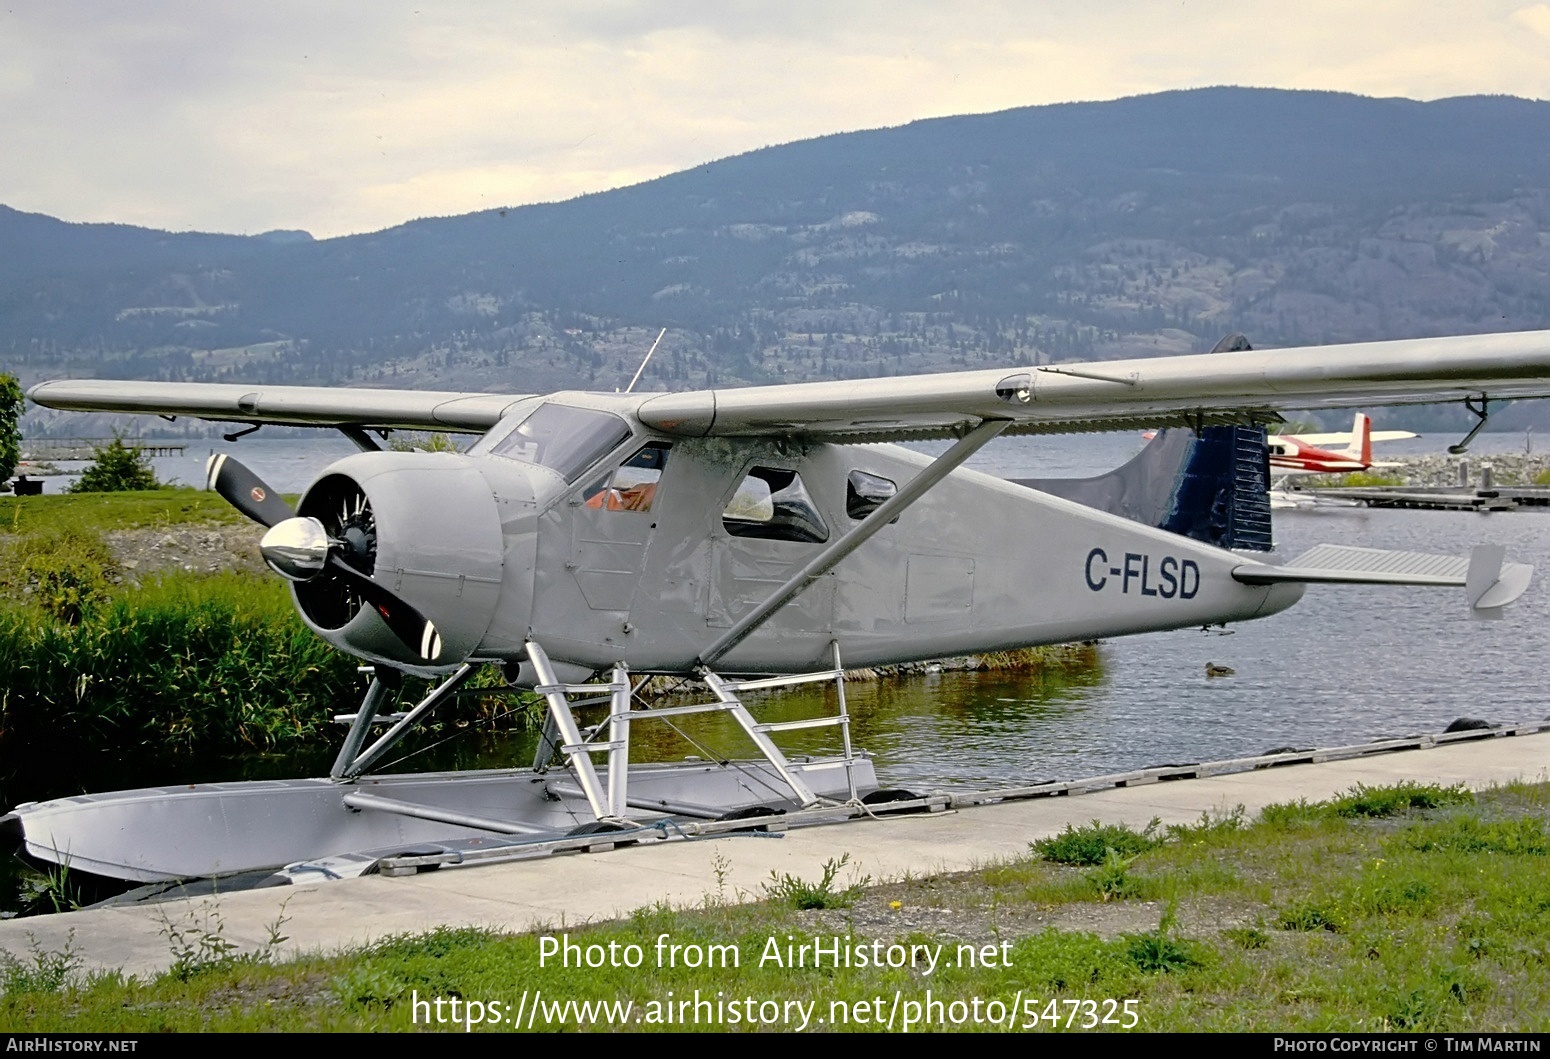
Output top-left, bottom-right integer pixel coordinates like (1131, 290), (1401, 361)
(697, 417), (1010, 668)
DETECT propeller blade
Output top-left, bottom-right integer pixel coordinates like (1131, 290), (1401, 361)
(206, 454), (294, 528)
(326, 555), (444, 663)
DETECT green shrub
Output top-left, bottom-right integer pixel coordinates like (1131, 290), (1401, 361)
(1307, 471), (1405, 489)
(68, 438), (161, 493)
(1124, 904), (1204, 973)
(1331, 782), (1473, 819)
(0, 933), (81, 995)
(1125, 928), (1204, 973)
(1088, 848), (1146, 900)
(1258, 798), (1328, 828)
(1168, 805), (1247, 842)
(0, 566), (542, 774)
(1032, 818), (1162, 866)
(761, 853), (870, 909)
(0, 573), (361, 756)
(388, 432), (463, 453)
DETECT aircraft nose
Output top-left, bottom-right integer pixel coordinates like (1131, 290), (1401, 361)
(259, 516), (330, 581)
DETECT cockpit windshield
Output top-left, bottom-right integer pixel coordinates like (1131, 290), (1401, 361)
(479, 404), (632, 482)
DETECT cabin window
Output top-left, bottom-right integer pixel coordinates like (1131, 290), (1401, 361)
(486, 404), (631, 481)
(582, 442), (671, 512)
(846, 470), (897, 520)
(723, 467), (829, 543)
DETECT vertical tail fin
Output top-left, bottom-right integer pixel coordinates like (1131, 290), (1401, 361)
(1339, 412), (1376, 465)
(1013, 425), (1275, 552)
(1343, 413), (1373, 466)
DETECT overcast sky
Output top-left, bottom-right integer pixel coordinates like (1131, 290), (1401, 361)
(4, 2), (1548, 239)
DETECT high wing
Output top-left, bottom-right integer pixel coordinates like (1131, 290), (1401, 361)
(25, 380), (535, 433)
(1290, 429), (1417, 446)
(637, 329), (1550, 441)
(27, 329), (1550, 442)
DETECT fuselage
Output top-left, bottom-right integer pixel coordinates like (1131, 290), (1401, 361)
(290, 395), (1305, 682)
(1267, 437), (1369, 474)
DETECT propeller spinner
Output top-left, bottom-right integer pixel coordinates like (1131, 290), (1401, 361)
(205, 454), (443, 663)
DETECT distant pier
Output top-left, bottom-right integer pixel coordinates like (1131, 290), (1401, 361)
(1293, 456), (1550, 512)
(1308, 486), (1549, 511)
(20, 437), (187, 460)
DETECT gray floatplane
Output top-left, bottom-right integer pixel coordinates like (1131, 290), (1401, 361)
(7, 329), (1550, 887)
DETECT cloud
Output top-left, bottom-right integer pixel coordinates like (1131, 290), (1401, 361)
(1512, 3), (1550, 38)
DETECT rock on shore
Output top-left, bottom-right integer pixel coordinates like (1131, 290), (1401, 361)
(1374, 453), (1550, 488)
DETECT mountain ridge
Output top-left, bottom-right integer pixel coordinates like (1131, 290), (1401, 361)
(6, 86), (1550, 431)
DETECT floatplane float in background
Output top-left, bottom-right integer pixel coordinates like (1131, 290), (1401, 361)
(5, 328), (1550, 888)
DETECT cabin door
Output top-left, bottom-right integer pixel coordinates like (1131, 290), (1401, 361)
(569, 442), (671, 612)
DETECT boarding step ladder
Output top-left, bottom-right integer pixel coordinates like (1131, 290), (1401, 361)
(525, 641), (861, 825)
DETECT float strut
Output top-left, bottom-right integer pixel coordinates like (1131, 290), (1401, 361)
(331, 673), (396, 780)
(340, 663), (476, 779)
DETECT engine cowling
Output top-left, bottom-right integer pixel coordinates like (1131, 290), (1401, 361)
(290, 451), (514, 675)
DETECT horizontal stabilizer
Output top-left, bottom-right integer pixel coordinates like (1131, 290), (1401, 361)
(1232, 543), (1533, 617)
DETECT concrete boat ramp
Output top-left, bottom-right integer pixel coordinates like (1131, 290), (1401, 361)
(3, 724), (1547, 982)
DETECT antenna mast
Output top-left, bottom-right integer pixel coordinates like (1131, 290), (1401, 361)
(624, 328), (667, 394)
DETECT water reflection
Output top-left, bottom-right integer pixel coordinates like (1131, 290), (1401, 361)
(614, 653), (1109, 792)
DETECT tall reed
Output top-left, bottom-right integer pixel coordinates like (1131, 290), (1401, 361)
(0, 573), (360, 759)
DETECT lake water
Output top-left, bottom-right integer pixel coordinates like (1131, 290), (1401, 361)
(17, 430), (1550, 793)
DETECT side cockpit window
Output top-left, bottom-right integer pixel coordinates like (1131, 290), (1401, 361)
(583, 442), (671, 512)
(846, 470), (897, 520)
(723, 467), (829, 543)
(484, 404), (631, 481)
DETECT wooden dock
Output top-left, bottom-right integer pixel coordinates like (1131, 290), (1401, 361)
(20, 437), (187, 460)
(1307, 485), (1550, 511)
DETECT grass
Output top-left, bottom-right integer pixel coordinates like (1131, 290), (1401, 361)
(0, 489), (248, 535)
(4, 780), (1550, 1031)
(1305, 471), (1406, 488)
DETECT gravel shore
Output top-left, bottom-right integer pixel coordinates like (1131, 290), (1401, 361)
(1365, 453), (1550, 488)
